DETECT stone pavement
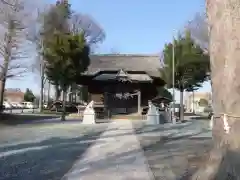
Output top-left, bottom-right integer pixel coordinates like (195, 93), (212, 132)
(62, 120), (154, 180)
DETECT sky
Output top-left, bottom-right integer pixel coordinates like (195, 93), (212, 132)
(5, 0), (210, 102)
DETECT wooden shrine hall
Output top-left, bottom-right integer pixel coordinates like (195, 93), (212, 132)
(77, 54), (165, 115)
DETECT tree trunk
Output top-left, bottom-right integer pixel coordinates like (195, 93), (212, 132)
(192, 0), (240, 179)
(55, 85), (60, 101)
(0, 79), (6, 112)
(179, 89), (184, 121)
(47, 80), (51, 105)
(0, 21), (13, 112)
(192, 90), (195, 114)
(61, 90), (66, 121)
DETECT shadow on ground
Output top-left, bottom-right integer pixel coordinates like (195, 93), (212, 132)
(0, 119), (212, 179)
(57, 129), (213, 180)
(184, 112), (197, 116)
(142, 135), (212, 179)
(58, 123), (212, 180)
(0, 130), (105, 180)
(0, 113), (112, 127)
(190, 116), (210, 120)
(133, 123), (213, 180)
(0, 113), (61, 126)
(61, 121), (194, 141)
(61, 148), (145, 179)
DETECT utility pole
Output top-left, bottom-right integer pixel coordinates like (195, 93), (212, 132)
(39, 57), (44, 112)
(172, 37), (176, 124)
(39, 38), (44, 112)
(47, 80), (51, 105)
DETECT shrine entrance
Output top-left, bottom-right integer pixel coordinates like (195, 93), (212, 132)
(104, 86), (141, 115)
(81, 68), (163, 117)
(101, 69), (141, 115)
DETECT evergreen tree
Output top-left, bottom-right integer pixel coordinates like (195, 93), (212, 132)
(24, 88), (35, 102)
(43, 32), (90, 120)
(161, 30), (209, 121)
(41, 0), (71, 102)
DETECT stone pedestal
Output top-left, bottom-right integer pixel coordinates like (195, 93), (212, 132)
(82, 101), (96, 124)
(171, 111), (176, 124)
(147, 101), (159, 125)
(155, 109), (160, 124)
(159, 111), (166, 124)
(162, 111), (171, 123)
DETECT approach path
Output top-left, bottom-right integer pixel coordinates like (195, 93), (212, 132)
(63, 120), (154, 180)
(0, 117), (211, 180)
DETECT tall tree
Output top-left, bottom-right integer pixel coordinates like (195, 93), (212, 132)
(192, 0), (240, 179)
(28, 9), (46, 112)
(43, 32), (90, 120)
(38, 1), (105, 104)
(28, 0), (71, 110)
(161, 31), (209, 121)
(0, 0), (36, 111)
(27, 4), (51, 112)
(41, 0), (71, 101)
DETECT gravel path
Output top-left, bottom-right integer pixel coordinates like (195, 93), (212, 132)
(133, 120), (213, 180)
(0, 123), (108, 180)
(0, 119), (213, 180)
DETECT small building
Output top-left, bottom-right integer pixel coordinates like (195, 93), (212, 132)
(4, 88), (24, 103)
(77, 54), (165, 115)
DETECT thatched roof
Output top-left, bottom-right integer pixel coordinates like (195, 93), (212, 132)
(85, 54), (161, 77)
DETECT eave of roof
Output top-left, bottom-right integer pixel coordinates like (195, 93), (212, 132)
(84, 54), (162, 78)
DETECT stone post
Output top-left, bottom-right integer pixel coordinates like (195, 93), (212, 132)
(137, 90), (141, 115)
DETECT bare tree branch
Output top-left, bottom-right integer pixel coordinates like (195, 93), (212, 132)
(70, 13), (105, 49)
(0, 0), (40, 80)
(186, 12), (209, 52)
(0, 0), (41, 109)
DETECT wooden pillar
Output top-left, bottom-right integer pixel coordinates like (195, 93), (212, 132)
(138, 90), (141, 114)
(104, 92), (108, 112)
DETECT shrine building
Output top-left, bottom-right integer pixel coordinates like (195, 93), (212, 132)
(77, 54), (165, 115)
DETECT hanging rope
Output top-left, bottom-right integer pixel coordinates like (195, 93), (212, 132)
(106, 91), (139, 99)
(223, 114), (230, 134)
(211, 113), (238, 134)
